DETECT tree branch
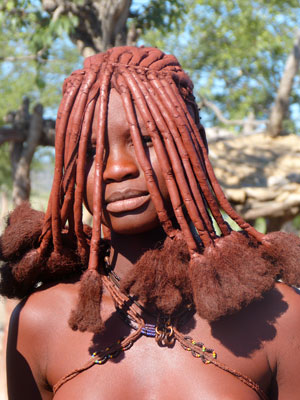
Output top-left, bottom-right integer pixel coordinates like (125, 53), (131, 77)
(0, 128), (25, 145)
(0, 48), (48, 63)
(0, 123), (55, 148)
(199, 98), (268, 127)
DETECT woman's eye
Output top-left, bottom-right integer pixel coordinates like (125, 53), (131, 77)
(141, 135), (153, 146)
(87, 146), (96, 158)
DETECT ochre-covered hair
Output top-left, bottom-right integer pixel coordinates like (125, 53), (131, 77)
(1, 46), (300, 332)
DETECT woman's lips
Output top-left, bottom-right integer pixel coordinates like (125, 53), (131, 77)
(105, 194), (150, 213)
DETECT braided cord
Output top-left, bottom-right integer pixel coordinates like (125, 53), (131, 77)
(117, 72), (175, 237)
(53, 277), (269, 400)
(173, 328), (269, 400)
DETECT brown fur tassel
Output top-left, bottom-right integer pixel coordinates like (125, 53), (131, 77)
(0, 247), (84, 299)
(120, 234), (192, 315)
(47, 249), (83, 275)
(0, 249), (43, 298)
(262, 231), (300, 286)
(12, 249), (43, 283)
(0, 203), (91, 299)
(68, 269), (104, 333)
(189, 231), (278, 322)
(0, 203), (44, 261)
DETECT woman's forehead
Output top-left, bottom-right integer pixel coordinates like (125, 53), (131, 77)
(91, 88), (147, 143)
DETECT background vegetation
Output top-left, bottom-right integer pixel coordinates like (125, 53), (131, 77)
(0, 0), (299, 232)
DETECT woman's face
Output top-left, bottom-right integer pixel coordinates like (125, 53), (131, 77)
(85, 88), (171, 235)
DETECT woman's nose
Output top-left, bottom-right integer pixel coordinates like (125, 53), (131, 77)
(103, 151), (139, 183)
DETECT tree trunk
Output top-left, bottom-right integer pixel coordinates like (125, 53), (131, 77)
(42, 0), (133, 56)
(10, 102), (44, 206)
(1, 0), (134, 206)
(267, 29), (300, 137)
(0, 191), (9, 231)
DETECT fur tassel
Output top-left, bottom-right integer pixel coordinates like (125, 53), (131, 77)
(12, 249), (42, 282)
(262, 231), (300, 286)
(0, 202), (93, 299)
(47, 249), (83, 275)
(120, 234), (192, 315)
(189, 231), (277, 322)
(0, 249), (43, 298)
(0, 202), (44, 261)
(68, 269), (104, 333)
(0, 247), (83, 299)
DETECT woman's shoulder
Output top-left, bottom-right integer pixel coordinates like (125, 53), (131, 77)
(250, 282), (300, 337)
(8, 278), (81, 362)
(272, 282), (300, 328)
(263, 283), (300, 396)
(6, 280), (81, 398)
(11, 278), (80, 333)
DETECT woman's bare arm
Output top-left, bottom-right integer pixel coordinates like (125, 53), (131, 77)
(6, 298), (53, 400)
(271, 284), (300, 399)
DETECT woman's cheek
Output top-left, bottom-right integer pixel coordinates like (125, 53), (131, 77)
(84, 159), (95, 215)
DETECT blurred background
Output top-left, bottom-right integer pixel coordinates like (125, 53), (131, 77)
(1, 1), (300, 398)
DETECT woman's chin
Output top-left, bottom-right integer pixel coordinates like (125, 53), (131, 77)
(108, 215), (161, 236)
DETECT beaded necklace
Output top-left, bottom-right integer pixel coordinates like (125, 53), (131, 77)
(106, 266), (198, 346)
(53, 261), (269, 400)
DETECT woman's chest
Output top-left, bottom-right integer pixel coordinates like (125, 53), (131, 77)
(47, 330), (271, 400)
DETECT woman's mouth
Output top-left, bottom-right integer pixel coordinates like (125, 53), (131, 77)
(105, 191), (150, 213)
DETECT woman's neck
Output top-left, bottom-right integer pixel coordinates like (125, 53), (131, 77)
(108, 227), (166, 280)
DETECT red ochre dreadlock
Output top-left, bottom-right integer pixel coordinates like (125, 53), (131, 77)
(1, 46), (300, 333)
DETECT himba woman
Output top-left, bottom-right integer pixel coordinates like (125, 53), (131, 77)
(1, 46), (300, 400)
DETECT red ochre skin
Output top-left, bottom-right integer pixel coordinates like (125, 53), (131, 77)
(7, 282), (300, 399)
(86, 89), (172, 236)
(6, 90), (300, 400)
